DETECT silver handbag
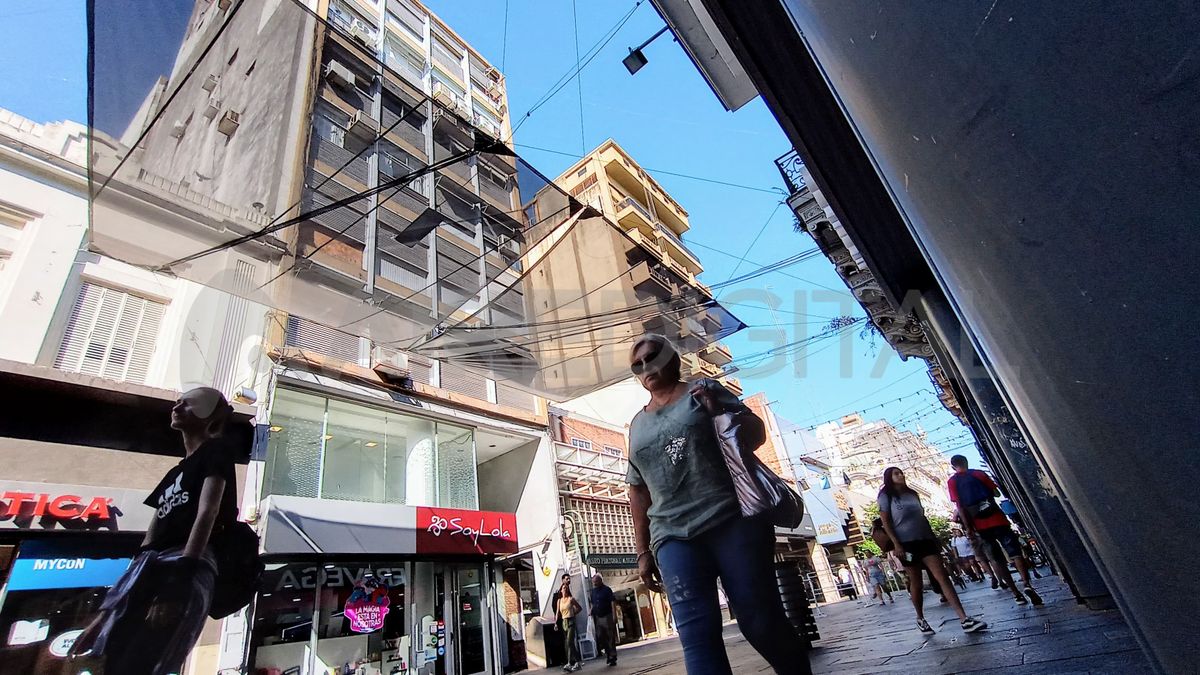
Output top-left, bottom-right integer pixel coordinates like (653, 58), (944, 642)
(713, 412), (805, 528)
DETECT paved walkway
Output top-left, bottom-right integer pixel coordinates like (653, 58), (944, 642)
(598, 576), (1151, 674)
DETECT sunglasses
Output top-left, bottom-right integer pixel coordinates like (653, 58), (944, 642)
(630, 348), (663, 375)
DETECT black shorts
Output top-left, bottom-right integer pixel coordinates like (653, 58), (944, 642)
(978, 525), (1022, 558)
(899, 539), (942, 567)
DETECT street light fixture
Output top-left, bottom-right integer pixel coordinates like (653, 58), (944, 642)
(622, 25), (670, 75)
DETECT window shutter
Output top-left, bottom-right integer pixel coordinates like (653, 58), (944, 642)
(285, 316), (363, 364)
(439, 362), (487, 400)
(55, 282), (165, 384)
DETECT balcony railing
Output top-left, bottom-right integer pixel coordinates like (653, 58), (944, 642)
(775, 148), (808, 195)
(615, 196), (654, 227)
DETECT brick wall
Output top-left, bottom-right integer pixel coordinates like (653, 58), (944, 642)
(745, 392), (791, 478)
(554, 414), (628, 456)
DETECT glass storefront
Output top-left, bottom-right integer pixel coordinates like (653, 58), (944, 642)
(249, 561), (492, 675)
(265, 388), (478, 510)
(0, 537), (138, 673)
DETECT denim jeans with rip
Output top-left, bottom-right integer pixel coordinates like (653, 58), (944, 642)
(656, 515), (812, 675)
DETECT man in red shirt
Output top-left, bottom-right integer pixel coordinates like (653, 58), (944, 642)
(947, 455), (1043, 606)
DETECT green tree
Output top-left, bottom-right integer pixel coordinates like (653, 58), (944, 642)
(855, 539), (882, 557)
(928, 514), (952, 543)
(861, 502), (880, 524)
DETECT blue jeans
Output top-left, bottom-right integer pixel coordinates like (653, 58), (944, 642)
(656, 515), (811, 675)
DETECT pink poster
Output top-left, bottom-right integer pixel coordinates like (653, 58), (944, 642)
(344, 576), (390, 633)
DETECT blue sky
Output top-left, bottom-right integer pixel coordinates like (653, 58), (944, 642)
(0, 0), (978, 464)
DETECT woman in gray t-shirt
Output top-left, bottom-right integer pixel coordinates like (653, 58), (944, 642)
(626, 334), (810, 675)
(878, 467), (987, 635)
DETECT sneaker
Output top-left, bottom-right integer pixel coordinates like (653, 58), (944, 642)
(961, 617), (988, 633)
(1024, 587), (1044, 606)
(916, 618), (935, 634)
(990, 578), (999, 589)
(1013, 593), (1028, 605)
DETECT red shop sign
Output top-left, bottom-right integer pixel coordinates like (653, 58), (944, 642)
(416, 507), (518, 555)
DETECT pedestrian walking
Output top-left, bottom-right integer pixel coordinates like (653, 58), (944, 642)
(590, 572), (619, 667)
(69, 387), (240, 674)
(557, 582), (584, 672)
(949, 528), (985, 582)
(836, 565), (859, 601)
(625, 334), (812, 675)
(947, 455), (1043, 606)
(878, 467), (988, 634)
(866, 554), (894, 605)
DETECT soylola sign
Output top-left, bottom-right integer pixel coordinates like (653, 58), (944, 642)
(415, 507), (518, 555)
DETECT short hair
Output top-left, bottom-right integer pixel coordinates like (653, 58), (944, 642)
(629, 333), (682, 381)
(950, 454), (969, 469)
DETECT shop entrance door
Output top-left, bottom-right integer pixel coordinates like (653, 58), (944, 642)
(411, 562), (491, 675)
(448, 564), (489, 675)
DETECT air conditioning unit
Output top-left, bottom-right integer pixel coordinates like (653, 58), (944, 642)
(202, 73), (220, 92)
(349, 19), (374, 46)
(325, 60), (357, 90)
(371, 346), (410, 381)
(431, 82), (458, 108)
(169, 120), (187, 139)
(348, 109), (378, 136)
(217, 110), (241, 136)
(473, 116), (499, 138)
(203, 96), (222, 120)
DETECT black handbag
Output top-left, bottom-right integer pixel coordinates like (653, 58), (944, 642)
(712, 411), (805, 528)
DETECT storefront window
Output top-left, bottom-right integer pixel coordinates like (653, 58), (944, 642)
(265, 388), (477, 509)
(322, 399), (388, 502)
(265, 388), (326, 499)
(250, 562), (408, 675)
(436, 423), (478, 510)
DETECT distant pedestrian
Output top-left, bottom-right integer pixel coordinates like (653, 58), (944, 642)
(878, 467), (988, 634)
(837, 565), (858, 601)
(625, 334), (812, 675)
(557, 582), (584, 672)
(948, 455), (1043, 606)
(70, 387), (239, 674)
(590, 572), (619, 667)
(866, 554), (894, 605)
(949, 528), (984, 582)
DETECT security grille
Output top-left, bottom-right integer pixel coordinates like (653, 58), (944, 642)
(285, 315), (363, 364)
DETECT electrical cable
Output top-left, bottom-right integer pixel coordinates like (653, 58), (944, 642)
(514, 143), (785, 196)
(506, 1), (644, 141)
(157, 99), (437, 270)
(571, 0), (586, 153)
(716, 201), (785, 300)
(254, 145), (485, 292)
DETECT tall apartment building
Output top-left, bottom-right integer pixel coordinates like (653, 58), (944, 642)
(550, 139), (741, 395)
(26, 0), (639, 672)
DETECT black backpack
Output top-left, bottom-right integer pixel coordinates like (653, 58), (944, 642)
(207, 521), (264, 620)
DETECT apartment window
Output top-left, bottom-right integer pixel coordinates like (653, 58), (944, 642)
(570, 437), (592, 451)
(432, 70), (465, 99)
(386, 0), (424, 40)
(314, 104), (349, 148)
(576, 166), (588, 178)
(602, 445), (622, 456)
(431, 35), (463, 77)
(54, 282), (166, 384)
(384, 35), (425, 83)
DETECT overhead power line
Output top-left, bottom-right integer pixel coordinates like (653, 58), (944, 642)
(508, 1), (644, 140)
(515, 143), (784, 195)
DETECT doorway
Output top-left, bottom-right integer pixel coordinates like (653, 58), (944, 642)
(411, 562), (492, 675)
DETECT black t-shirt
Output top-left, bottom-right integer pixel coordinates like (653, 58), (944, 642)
(590, 585), (615, 617)
(143, 437), (238, 551)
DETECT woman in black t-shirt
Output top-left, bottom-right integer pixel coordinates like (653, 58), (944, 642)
(72, 386), (238, 674)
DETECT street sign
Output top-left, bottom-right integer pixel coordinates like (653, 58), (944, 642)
(586, 553), (639, 570)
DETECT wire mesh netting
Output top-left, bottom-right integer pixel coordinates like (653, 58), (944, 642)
(88, 0), (742, 400)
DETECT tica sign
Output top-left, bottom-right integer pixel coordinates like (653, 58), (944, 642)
(0, 481), (155, 532)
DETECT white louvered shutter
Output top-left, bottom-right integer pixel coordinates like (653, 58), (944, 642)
(55, 282), (166, 384)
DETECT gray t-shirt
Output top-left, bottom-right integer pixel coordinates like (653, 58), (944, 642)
(627, 379), (744, 552)
(878, 490), (935, 543)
